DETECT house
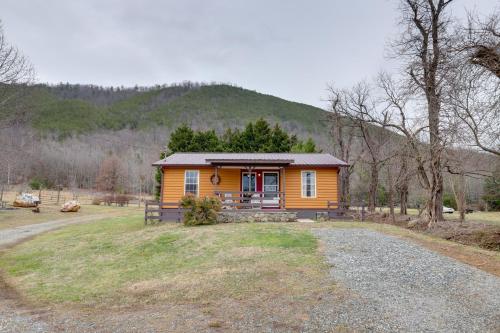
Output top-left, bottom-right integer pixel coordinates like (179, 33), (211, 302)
(152, 153), (348, 219)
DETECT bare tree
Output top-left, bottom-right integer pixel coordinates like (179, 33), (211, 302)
(329, 82), (393, 212)
(458, 10), (500, 78)
(96, 156), (127, 193)
(391, 0), (456, 224)
(396, 147), (411, 215)
(327, 85), (363, 206)
(0, 21), (34, 129)
(445, 11), (500, 156)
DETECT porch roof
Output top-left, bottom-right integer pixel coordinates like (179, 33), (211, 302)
(153, 153), (348, 167)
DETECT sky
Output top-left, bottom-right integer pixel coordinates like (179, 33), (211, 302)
(2, 0), (497, 108)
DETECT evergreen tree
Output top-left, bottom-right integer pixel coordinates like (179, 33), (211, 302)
(191, 130), (222, 152)
(168, 124), (194, 153)
(253, 118), (272, 152)
(240, 122), (256, 152)
(292, 138), (318, 153)
(269, 124), (292, 152)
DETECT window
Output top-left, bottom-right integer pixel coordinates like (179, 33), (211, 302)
(242, 172), (256, 192)
(301, 171), (316, 198)
(184, 170), (199, 196)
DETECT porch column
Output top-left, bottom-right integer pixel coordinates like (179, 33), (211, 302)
(214, 166), (219, 197)
(281, 167), (286, 210)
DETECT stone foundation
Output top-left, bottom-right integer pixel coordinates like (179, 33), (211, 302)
(217, 210), (298, 223)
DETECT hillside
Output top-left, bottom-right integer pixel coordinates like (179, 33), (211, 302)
(5, 83), (330, 141)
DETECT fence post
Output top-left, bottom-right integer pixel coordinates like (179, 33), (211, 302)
(361, 201), (365, 222)
(56, 185), (62, 205)
(144, 201), (148, 225)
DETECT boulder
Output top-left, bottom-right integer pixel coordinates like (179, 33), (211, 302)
(61, 200), (81, 212)
(13, 193), (40, 208)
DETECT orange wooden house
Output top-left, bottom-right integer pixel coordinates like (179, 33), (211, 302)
(152, 153), (347, 219)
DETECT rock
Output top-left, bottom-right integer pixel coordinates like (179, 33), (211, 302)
(216, 211), (298, 223)
(61, 200), (81, 212)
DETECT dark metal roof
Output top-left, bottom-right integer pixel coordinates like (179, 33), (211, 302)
(153, 153), (348, 167)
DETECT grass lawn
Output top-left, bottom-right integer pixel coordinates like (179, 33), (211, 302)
(0, 204), (141, 230)
(0, 216), (329, 308)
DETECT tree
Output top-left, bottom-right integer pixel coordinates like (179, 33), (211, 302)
(331, 82), (392, 212)
(390, 0), (454, 224)
(167, 125), (195, 152)
(191, 130), (222, 152)
(96, 156), (126, 193)
(269, 124), (293, 152)
(253, 118), (272, 152)
(0, 21), (34, 129)
(446, 11), (500, 156)
(327, 85), (362, 205)
(291, 138), (318, 153)
(458, 10), (500, 78)
(239, 122), (256, 152)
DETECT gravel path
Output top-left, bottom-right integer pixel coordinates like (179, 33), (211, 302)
(0, 214), (120, 248)
(306, 228), (500, 333)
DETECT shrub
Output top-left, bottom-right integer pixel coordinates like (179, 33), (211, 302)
(91, 197), (102, 205)
(180, 195), (221, 226)
(29, 178), (44, 190)
(114, 194), (130, 207)
(443, 193), (457, 210)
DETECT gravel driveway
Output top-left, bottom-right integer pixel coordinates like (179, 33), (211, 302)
(306, 228), (500, 333)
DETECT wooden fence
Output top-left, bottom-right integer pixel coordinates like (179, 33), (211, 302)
(144, 201), (183, 224)
(0, 188), (153, 207)
(328, 201), (367, 221)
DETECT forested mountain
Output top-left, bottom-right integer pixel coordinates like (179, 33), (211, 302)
(6, 83), (329, 141)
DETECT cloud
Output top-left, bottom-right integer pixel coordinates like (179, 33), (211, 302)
(1, 0), (496, 107)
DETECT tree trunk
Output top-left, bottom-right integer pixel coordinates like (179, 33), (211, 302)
(426, 91), (444, 226)
(450, 172), (466, 223)
(340, 167), (351, 206)
(397, 157), (409, 215)
(388, 167), (395, 222)
(368, 162), (378, 212)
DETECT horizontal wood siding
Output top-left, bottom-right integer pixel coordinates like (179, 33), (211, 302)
(162, 167), (240, 203)
(284, 167), (338, 209)
(162, 166), (338, 209)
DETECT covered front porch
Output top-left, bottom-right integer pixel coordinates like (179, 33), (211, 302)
(208, 157), (291, 210)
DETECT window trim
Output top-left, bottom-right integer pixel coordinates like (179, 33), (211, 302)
(301, 170), (317, 199)
(184, 170), (200, 197)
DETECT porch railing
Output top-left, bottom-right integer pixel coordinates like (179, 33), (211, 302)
(214, 191), (285, 210)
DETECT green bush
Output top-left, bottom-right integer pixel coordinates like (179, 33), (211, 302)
(29, 178), (45, 190)
(443, 193), (457, 210)
(180, 195), (221, 226)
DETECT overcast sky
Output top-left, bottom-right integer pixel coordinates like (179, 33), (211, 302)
(2, 0), (497, 108)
